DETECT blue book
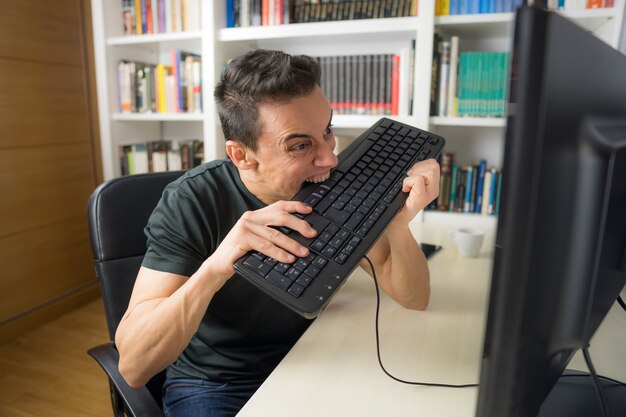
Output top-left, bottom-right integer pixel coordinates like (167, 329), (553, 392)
(450, 0), (459, 15)
(226, 0), (234, 28)
(474, 159), (487, 213)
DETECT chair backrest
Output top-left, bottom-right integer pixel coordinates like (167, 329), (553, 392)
(87, 171), (184, 406)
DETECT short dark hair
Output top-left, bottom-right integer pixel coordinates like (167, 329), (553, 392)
(214, 49), (321, 150)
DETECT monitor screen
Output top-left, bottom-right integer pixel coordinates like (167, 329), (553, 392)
(476, 5), (626, 417)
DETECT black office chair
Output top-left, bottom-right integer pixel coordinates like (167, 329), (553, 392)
(87, 171), (184, 417)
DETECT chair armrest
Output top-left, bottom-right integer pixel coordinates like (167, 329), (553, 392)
(88, 342), (164, 417)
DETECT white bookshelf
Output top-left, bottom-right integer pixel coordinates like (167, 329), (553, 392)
(427, 3), (624, 227)
(90, 1), (624, 227)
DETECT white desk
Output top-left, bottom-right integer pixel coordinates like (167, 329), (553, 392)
(237, 222), (626, 417)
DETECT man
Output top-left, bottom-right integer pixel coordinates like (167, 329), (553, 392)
(115, 49), (440, 417)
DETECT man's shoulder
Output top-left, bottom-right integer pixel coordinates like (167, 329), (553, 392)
(167, 159), (236, 193)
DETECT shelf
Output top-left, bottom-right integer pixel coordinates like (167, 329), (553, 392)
(430, 116), (506, 127)
(333, 114), (416, 129)
(435, 12), (514, 26)
(107, 31), (202, 46)
(112, 113), (204, 122)
(434, 8), (619, 38)
(435, 13), (514, 37)
(218, 17), (421, 42)
(562, 7), (621, 33)
(423, 210), (498, 229)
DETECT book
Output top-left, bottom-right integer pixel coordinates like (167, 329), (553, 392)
(474, 159), (487, 213)
(148, 141), (169, 172)
(481, 169), (492, 216)
(463, 166), (473, 213)
(437, 152), (454, 211)
(449, 162), (459, 212)
(119, 139), (203, 175)
(447, 36), (459, 117)
(487, 167), (498, 215)
(391, 54), (400, 116)
(455, 167), (466, 212)
(495, 170), (503, 215)
(122, 0), (135, 35)
(430, 33), (441, 116)
(118, 61), (133, 112)
(437, 40), (450, 116)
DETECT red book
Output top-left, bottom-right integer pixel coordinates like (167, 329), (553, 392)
(391, 55), (400, 116)
(262, 0), (269, 26)
(146, 0), (153, 34)
(275, 0), (283, 24)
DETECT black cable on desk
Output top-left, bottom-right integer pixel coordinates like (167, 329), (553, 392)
(363, 255), (478, 389)
(583, 347), (610, 417)
(617, 295), (626, 313)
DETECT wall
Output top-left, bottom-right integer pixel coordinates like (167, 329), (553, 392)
(0, 0), (102, 344)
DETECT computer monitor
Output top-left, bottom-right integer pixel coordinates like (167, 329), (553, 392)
(476, 5), (626, 417)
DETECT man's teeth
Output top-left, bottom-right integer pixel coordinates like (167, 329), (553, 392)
(305, 172), (330, 183)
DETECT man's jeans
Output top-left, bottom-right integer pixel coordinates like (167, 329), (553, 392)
(163, 377), (263, 417)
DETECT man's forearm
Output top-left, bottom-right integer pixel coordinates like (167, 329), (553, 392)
(371, 222), (430, 310)
(115, 260), (228, 387)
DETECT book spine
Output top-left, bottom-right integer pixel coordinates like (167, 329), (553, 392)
(487, 168), (497, 215)
(430, 33), (441, 116)
(391, 54), (400, 115)
(495, 170), (503, 215)
(135, 0), (143, 34)
(447, 36), (459, 117)
(481, 169), (491, 215)
(437, 40), (450, 116)
(474, 159), (487, 213)
(463, 166), (473, 212)
(448, 162), (458, 212)
(122, 0), (136, 35)
(437, 152), (454, 211)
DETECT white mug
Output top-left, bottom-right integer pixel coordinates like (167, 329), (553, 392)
(449, 228), (485, 258)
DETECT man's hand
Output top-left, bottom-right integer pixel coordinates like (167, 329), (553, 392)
(394, 159), (441, 226)
(210, 201), (317, 277)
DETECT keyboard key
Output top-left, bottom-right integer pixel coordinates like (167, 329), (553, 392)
(285, 268), (301, 280)
(274, 263), (290, 274)
(313, 256), (328, 268)
(310, 239), (326, 252)
(296, 274), (313, 287)
(335, 252), (349, 264)
(287, 283), (305, 297)
(294, 259), (309, 271)
(303, 264), (321, 278)
(321, 246), (337, 258)
(242, 256), (271, 277)
(324, 207), (350, 225)
(303, 193), (322, 208)
(345, 212), (365, 231)
(266, 270), (292, 290)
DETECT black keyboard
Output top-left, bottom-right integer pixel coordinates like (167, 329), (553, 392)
(233, 118), (445, 318)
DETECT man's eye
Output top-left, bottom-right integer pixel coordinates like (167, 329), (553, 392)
(289, 142), (311, 152)
(324, 126), (334, 137)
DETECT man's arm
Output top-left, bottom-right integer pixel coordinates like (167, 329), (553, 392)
(115, 201), (317, 387)
(115, 262), (228, 388)
(359, 159), (440, 310)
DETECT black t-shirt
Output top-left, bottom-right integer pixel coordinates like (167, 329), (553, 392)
(142, 159), (312, 383)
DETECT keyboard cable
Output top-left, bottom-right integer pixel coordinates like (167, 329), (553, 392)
(363, 255), (479, 389)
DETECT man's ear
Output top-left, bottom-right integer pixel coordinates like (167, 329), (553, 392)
(226, 140), (258, 170)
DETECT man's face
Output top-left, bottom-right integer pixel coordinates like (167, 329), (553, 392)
(248, 86), (338, 203)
